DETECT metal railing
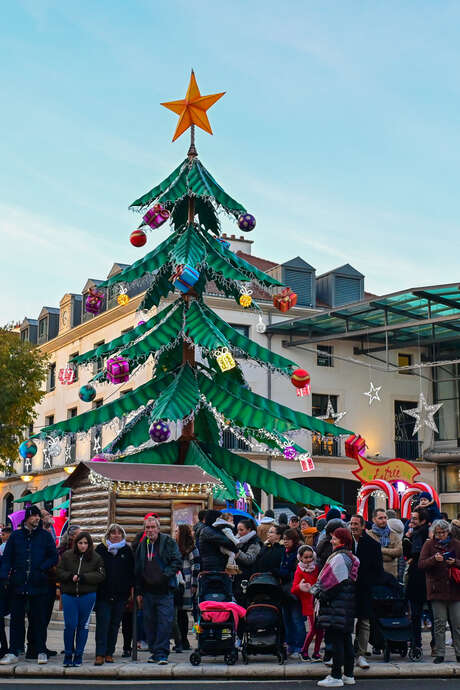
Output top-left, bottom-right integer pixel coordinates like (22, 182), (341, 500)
(394, 439), (422, 461)
(312, 436), (342, 457)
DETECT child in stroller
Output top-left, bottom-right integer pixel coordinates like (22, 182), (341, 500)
(241, 572), (286, 664)
(189, 571), (244, 666)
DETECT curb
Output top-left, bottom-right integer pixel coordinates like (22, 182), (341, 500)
(0, 660), (458, 680)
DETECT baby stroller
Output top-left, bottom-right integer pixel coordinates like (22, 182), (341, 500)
(189, 571), (239, 666)
(241, 573), (286, 665)
(370, 575), (415, 662)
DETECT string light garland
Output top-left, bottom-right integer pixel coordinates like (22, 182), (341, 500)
(88, 470), (221, 496)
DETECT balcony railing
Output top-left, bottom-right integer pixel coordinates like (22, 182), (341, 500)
(394, 439), (422, 461)
(222, 429), (250, 451)
(312, 436), (342, 457)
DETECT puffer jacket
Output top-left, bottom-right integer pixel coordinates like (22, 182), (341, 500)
(312, 547), (359, 632)
(56, 550), (105, 595)
(199, 526), (238, 572)
(0, 526), (58, 595)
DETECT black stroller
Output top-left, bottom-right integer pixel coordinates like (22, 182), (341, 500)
(241, 573), (286, 665)
(370, 575), (415, 662)
(189, 571), (239, 666)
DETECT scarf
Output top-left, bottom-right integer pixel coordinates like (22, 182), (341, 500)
(298, 559), (316, 573)
(435, 535), (451, 548)
(238, 530), (256, 546)
(371, 524), (391, 547)
(107, 538), (126, 555)
(312, 548), (360, 595)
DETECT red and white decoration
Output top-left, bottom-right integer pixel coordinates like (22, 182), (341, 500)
(357, 480), (400, 520)
(400, 482), (440, 519)
(58, 365), (76, 385)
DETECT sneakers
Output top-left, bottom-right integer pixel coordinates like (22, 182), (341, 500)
(312, 653), (322, 663)
(73, 654), (82, 667)
(157, 658), (168, 665)
(324, 657), (333, 667)
(148, 655), (157, 664)
(63, 656), (73, 668)
(356, 655), (370, 669)
(37, 653), (47, 665)
(0, 654), (18, 665)
(342, 676), (355, 686)
(301, 654), (311, 662)
(317, 676), (344, 687)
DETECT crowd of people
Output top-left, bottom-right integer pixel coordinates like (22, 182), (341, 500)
(0, 497), (459, 687)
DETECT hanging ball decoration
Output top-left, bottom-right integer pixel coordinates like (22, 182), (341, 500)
(283, 445), (298, 460)
(117, 293), (130, 306)
(239, 293), (252, 308)
(238, 213), (256, 232)
(130, 228), (147, 247)
(149, 420), (171, 443)
(19, 440), (38, 459)
(291, 368), (311, 394)
(255, 314), (266, 334)
(137, 320), (146, 326)
(79, 384), (97, 403)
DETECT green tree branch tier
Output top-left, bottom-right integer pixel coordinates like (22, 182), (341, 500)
(35, 150), (354, 508)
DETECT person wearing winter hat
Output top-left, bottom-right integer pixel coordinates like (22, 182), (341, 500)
(291, 545), (324, 661)
(416, 492), (442, 525)
(257, 509), (275, 542)
(0, 505), (58, 665)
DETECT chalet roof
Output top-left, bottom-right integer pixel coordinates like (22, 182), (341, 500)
(38, 306), (60, 319)
(236, 251), (278, 272)
(282, 256), (316, 272)
(317, 263), (364, 279)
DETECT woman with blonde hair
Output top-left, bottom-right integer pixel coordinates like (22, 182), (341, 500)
(94, 524), (134, 665)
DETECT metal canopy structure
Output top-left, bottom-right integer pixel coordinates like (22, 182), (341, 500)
(268, 283), (460, 354)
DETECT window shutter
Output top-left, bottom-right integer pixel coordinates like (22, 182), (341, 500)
(335, 276), (361, 306)
(284, 269), (312, 306)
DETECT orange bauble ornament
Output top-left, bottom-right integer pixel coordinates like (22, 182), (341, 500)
(291, 368), (311, 396)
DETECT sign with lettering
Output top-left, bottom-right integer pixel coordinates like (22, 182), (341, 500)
(352, 456), (420, 485)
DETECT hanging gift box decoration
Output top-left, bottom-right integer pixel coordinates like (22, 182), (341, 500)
(58, 365), (76, 385)
(106, 356), (130, 384)
(85, 287), (104, 315)
(283, 445), (298, 460)
(142, 204), (170, 229)
(291, 368), (311, 396)
(273, 287), (298, 313)
(300, 456), (315, 472)
(79, 384), (97, 402)
(239, 285), (253, 308)
(149, 420), (171, 443)
(117, 285), (130, 306)
(130, 228), (147, 247)
(345, 434), (366, 461)
(237, 213), (256, 231)
(171, 264), (200, 293)
(216, 236), (231, 250)
(19, 439), (38, 459)
(215, 347), (236, 372)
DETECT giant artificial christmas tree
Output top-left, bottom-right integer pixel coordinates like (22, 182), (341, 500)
(34, 72), (352, 508)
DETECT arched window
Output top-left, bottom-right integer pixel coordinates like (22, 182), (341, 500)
(3, 493), (14, 526)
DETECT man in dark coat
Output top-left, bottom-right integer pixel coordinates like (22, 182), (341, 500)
(0, 505), (58, 665)
(350, 513), (384, 669)
(198, 510), (238, 572)
(134, 516), (182, 665)
(403, 507), (429, 658)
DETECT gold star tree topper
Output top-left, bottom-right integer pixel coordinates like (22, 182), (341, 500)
(161, 71), (225, 142)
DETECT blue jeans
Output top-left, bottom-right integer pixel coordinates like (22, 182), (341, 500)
(142, 591), (174, 660)
(282, 597), (306, 653)
(62, 593), (96, 660)
(95, 598), (126, 657)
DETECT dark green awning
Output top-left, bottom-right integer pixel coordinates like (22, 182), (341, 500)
(15, 480), (69, 504)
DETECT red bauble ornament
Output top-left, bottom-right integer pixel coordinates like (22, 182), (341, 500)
(291, 368), (311, 396)
(130, 228), (147, 247)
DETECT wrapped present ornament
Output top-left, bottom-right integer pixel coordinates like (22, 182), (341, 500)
(345, 434), (366, 460)
(142, 204), (170, 229)
(215, 347), (236, 372)
(171, 264), (200, 293)
(85, 287), (104, 315)
(300, 456), (315, 472)
(58, 365), (76, 385)
(106, 356), (130, 384)
(273, 287), (298, 313)
(291, 368), (311, 396)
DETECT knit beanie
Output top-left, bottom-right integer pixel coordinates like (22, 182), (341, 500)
(24, 505), (41, 521)
(326, 508), (341, 522)
(388, 518), (404, 536)
(419, 492), (432, 501)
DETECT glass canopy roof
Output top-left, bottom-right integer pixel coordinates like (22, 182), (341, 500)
(268, 284), (460, 354)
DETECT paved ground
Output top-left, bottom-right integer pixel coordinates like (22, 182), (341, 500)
(2, 614), (459, 679)
(0, 682), (456, 688)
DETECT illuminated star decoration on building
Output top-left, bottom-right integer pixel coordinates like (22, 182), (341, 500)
(161, 70), (225, 142)
(318, 397), (347, 425)
(363, 382), (382, 406)
(404, 393), (443, 435)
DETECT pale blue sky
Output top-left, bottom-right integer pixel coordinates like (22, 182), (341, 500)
(2, 0), (460, 323)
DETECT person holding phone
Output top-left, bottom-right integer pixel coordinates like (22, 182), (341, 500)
(419, 519), (460, 663)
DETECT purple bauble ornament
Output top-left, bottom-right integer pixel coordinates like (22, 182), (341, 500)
(137, 320), (146, 326)
(237, 213), (256, 232)
(283, 445), (297, 460)
(149, 420), (171, 443)
(91, 454), (108, 462)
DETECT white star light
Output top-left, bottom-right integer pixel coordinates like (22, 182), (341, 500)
(404, 393), (443, 435)
(318, 398), (347, 425)
(363, 382), (382, 406)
